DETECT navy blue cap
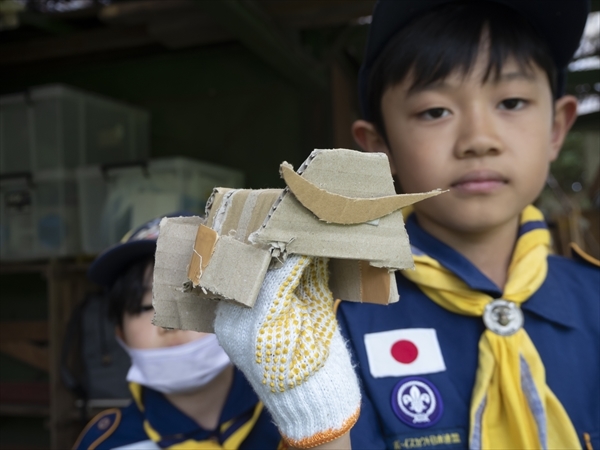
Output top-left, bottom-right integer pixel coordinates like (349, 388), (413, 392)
(88, 212), (191, 288)
(358, 0), (590, 120)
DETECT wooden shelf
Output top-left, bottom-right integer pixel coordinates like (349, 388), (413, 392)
(0, 260), (96, 449)
(0, 403), (50, 417)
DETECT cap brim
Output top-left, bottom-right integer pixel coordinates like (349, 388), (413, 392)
(88, 240), (156, 288)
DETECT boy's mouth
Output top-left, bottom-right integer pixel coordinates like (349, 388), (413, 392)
(451, 170), (507, 194)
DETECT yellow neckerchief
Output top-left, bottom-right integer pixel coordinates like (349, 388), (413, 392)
(129, 382), (264, 449)
(402, 205), (581, 449)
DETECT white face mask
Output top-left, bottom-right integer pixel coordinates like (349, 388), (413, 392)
(118, 335), (231, 394)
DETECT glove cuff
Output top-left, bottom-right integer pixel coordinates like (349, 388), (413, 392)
(264, 331), (361, 448)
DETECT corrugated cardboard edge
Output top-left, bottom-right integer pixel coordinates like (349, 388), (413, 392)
(214, 189), (283, 244)
(205, 187), (233, 229)
(152, 216), (219, 334)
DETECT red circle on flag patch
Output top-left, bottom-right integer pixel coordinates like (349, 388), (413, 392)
(391, 340), (418, 364)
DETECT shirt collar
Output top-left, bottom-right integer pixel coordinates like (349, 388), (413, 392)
(220, 366), (260, 423)
(406, 214), (502, 297)
(405, 214), (576, 328)
(521, 256), (577, 328)
(142, 366), (259, 442)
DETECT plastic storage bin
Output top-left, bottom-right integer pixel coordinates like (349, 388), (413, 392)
(0, 84), (149, 174)
(0, 169), (80, 260)
(77, 157), (244, 255)
(0, 93), (31, 173)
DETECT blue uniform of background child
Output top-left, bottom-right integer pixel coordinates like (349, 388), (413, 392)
(337, 0), (599, 448)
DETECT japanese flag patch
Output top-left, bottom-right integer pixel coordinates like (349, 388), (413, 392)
(364, 328), (446, 378)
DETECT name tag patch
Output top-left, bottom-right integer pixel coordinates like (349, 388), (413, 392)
(386, 427), (467, 449)
(364, 328), (446, 378)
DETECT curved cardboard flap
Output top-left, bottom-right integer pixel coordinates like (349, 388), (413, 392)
(280, 163), (444, 224)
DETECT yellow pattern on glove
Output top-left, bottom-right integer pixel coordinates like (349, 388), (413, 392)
(257, 257), (337, 393)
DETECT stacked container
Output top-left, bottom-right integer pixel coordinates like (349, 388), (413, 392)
(0, 84), (150, 260)
(76, 158), (244, 255)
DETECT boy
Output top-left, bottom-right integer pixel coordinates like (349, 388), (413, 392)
(74, 216), (281, 449)
(213, 0), (598, 449)
(337, 0), (598, 448)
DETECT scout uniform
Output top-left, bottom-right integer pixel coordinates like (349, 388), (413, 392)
(73, 367), (282, 450)
(338, 210), (600, 449)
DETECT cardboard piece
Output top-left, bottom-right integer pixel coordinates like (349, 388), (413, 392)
(280, 163), (440, 224)
(251, 150), (442, 269)
(192, 234), (272, 307)
(153, 149), (444, 334)
(328, 259), (398, 306)
(152, 216), (219, 332)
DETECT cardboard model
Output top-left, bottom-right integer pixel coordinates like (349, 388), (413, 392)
(152, 149), (443, 333)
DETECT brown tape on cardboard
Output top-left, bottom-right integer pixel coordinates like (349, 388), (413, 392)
(359, 261), (392, 305)
(329, 259), (398, 304)
(188, 224), (218, 286)
(152, 216), (218, 333)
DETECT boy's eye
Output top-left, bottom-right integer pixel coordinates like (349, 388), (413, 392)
(419, 108), (450, 120)
(141, 305), (154, 313)
(499, 98), (527, 110)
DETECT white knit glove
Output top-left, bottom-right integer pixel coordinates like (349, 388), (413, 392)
(214, 255), (360, 448)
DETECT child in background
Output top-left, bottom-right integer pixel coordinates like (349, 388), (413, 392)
(74, 216), (281, 450)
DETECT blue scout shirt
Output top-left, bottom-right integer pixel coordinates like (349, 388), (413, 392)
(338, 215), (600, 449)
(73, 367), (282, 449)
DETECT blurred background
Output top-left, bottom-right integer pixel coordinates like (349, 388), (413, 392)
(0, 0), (598, 449)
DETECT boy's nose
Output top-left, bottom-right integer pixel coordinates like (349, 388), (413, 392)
(454, 109), (503, 158)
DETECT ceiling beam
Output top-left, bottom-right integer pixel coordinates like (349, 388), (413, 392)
(0, 25), (153, 66)
(18, 10), (76, 35)
(195, 0), (327, 91)
(1, 0), (373, 70)
(261, 0), (375, 30)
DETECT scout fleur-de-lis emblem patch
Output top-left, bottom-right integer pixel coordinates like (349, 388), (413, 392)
(391, 377), (443, 428)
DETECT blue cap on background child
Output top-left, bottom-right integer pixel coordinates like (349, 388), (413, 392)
(89, 212), (191, 288)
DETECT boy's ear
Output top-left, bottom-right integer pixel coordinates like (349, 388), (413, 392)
(351, 120), (396, 175)
(550, 95), (578, 161)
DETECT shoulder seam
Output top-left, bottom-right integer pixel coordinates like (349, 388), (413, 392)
(89, 408), (122, 450)
(72, 408), (122, 450)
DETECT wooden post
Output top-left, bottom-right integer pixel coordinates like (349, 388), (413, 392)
(331, 60), (358, 150)
(46, 260), (91, 450)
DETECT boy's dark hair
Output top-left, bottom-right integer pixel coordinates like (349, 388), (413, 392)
(108, 256), (154, 328)
(366, 2), (557, 139)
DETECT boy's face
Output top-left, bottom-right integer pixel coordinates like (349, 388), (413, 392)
(354, 53), (577, 236)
